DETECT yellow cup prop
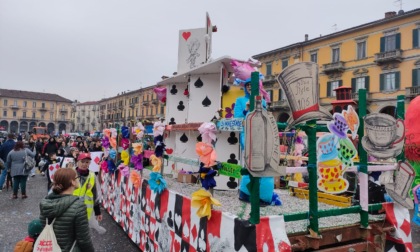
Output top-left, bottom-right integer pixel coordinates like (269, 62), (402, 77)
(317, 159), (349, 194)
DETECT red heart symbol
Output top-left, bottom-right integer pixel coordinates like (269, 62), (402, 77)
(182, 32), (191, 41)
(166, 148), (173, 154)
(174, 240), (181, 252)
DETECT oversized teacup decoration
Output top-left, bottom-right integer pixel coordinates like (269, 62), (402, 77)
(277, 62), (332, 129)
(364, 113), (404, 148)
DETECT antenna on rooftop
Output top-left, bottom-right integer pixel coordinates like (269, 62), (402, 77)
(332, 24), (338, 32)
(394, 0), (403, 11)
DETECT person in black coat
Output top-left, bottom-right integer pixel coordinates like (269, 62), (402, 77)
(42, 137), (59, 157)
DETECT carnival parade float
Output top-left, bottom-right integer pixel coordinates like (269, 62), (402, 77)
(98, 14), (418, 252)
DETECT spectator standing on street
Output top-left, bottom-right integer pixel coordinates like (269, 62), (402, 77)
(0, 133), (16, 192)
(77, 140), (88, 153)
(74, 153), (102, 222)
(42, 136), (59, 157)
(6, 141), (36, 199)
(89, 138), (102, 152)
(13, 219), (43, 252)
(39, 168), (95, 251)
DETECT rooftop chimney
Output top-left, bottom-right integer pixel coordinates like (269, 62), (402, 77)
(385, 11), (397, 18)
(305, 34), (308, 41)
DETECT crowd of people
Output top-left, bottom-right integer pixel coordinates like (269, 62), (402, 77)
(0, 133), (106, 251)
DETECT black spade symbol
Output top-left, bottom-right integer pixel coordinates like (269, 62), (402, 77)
(197, 134), (202, 142)
(202, 96), (211, 107)
(167, 211), (173, 228)
(177, 101), (185, 111)
(194, 77), (203, 88)
(228, 132), (238, 145)
(170, 85), (178, 95)
(180, 133), (188, 143)
(227, 177), (238, 189)
(227, 153), (238, 164)
(169, 117), (176, 125)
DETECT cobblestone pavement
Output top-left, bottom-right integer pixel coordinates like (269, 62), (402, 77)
(0, 172), (140, 252)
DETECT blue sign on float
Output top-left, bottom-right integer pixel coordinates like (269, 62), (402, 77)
(217, 118), (244, 132)
(145, 125), (153, 134)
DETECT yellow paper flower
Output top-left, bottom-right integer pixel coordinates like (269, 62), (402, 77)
(132, 143), (143, 155)
(150, 154), (162, 172)
(191, 189), (221, 219)
(121, 150), (130, 165)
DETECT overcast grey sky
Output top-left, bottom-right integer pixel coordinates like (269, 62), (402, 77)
(1, 0), (419, 102)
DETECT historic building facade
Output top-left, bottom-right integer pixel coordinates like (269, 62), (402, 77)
(98, 85), (165, 130)
(253, 9), (420, 122)
(0, 89), (73, 134)
(74, 101), (100, 133)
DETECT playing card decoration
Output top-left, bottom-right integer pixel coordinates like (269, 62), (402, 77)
(194, 77), (204, 88)
(317, 105), (359, 194)
(88, 152), (103, 172)
(202, 96), (211, 107)
(48, 163), (60, 182)
(177, 28), (206, 73)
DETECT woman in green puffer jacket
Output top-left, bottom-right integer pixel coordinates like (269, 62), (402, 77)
(39, 168), (95, 252)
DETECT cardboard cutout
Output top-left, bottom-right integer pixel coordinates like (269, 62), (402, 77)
(277, 62), (332, 129)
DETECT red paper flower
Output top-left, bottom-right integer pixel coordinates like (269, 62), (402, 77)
(184, 88), (189, 97)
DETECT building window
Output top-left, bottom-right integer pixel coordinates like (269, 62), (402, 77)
(23, 101), (27, 107)
(41, 113), (44, 120)
(3, 111), (7, 117)
(41, 102), (45, 108)
(50, 112), (54, 119)
(3, 99), (7, 106)
(266, 62), (272, 76)
(51, 103), (54, 109)
(413, 69), (420, 87)
(414, 28), (420, 48)
(351, 76), (370, 93)
(13, 100), (18, 106)
(282, 59), (288, 70)
(380, 34), (401, 52)
(332, 48), (340, 63)
(310, 52), (317, 63)
(23, 112), (26, 118)
(32, 112), (36, 119)
(327, 80), (342, 97)
(62, 105), (65, 110)
(380, 72), (400, 91)
(357, 41), (366, 60)
(13, 111), (16, 118)
(61, 114), (65, 120)
(33, 102), (36, 108)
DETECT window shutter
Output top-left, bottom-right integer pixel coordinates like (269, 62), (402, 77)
(338, 80), (343, 87)
(327, 82), (331, 97)
(396, 33), (401, 49)
(413, 29), (419, 48)
(351, 78), (356, 93)
(395, 72), (400, 90)
(413, 69), (418, 87)
(380, 37), (385, 52)
(380, 74), (385, 91)
(365, 76), (370, 92)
